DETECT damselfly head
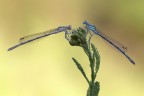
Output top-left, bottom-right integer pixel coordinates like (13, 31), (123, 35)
(67, 25), (72, 30)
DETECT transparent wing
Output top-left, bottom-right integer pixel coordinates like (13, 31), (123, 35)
(19, 28), (57, 43)
(96, 28), (127, 53)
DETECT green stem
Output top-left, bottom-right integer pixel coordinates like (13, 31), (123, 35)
(68, 27), (100, 96)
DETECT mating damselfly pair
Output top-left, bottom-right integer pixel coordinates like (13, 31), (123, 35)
(8, 21), (135, 64)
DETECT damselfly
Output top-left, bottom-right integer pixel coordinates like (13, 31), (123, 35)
(7, 26), (71, 51)
(83, 21), (135, 64)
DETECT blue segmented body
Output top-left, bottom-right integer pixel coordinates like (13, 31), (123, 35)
(83, 21), (135, 64)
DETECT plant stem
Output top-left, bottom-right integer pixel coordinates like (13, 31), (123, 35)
(68, 27), (100, 96)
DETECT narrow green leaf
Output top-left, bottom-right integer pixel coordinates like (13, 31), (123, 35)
(91, 43), (100, 74)
(72, 58), (90, 84)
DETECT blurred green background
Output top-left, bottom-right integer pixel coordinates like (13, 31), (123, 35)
(0, 0), (144, 96)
